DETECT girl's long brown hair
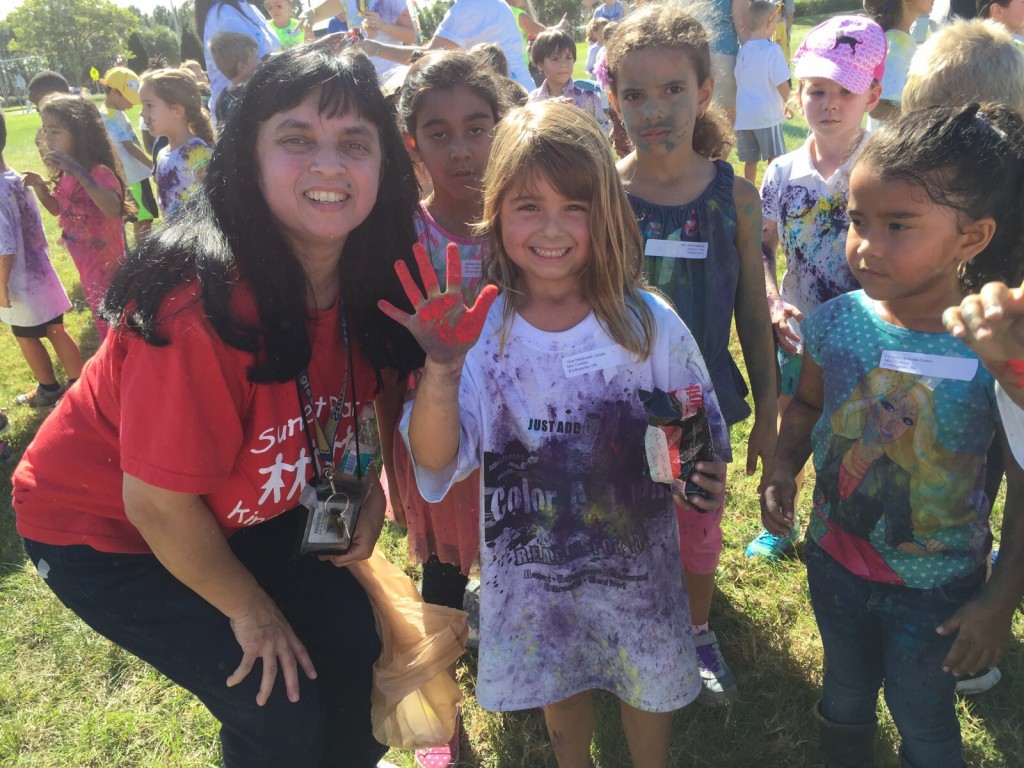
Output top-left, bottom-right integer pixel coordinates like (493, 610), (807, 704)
(39, 93), (135, 218)
(480, 101), (656, 358)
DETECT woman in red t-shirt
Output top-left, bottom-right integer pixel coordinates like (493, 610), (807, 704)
(13, 43), (424, 768)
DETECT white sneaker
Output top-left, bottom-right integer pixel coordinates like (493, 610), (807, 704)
(955, 667), (1001, 696)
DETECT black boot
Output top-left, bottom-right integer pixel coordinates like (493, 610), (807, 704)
(813, 701), (877, 768)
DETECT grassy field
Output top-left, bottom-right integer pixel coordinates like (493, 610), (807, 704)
(1, 15), (1022, 768)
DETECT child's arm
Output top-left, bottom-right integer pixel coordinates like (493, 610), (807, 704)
(761, 353), (823, 533)
(362, 9), (418, 43)
(777, 81), (791, 118)
(943, 281), (1024, 409)
(378, 242), (498, 472)
(21, 172), (61, 217)
(0, 252), (12, 309)
(122, 139), (152, 168)
(937, 425), (1024, 676)
(731, 0), (749, 42)
(733, 178), (779, 481)
(45, 152), (122, 219)
(762, 220), (803, 354)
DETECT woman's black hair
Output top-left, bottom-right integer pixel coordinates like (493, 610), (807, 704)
(104, 44), (425, 384)
(857, 102), (1024, 293)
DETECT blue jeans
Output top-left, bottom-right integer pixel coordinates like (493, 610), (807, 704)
(24, 508), (386, 768)
(805, 540), (981, 768)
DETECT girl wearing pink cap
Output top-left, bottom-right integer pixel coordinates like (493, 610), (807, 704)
(748, 15), (885, 562)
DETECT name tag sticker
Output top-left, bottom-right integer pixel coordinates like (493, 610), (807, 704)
(879, 350), (979, 382)
(562, 345), (630, 378)
(644, 239), (709, 260)
(461, 259), (482, 278)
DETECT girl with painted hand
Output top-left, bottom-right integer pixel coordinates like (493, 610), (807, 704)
(761, 104), (1024, 768)
(387, 101), (729, 768)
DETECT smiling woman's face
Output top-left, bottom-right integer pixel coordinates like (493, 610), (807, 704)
(256, 90), (382, 264)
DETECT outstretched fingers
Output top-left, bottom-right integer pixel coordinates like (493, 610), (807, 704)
(412, 242), (440, 296)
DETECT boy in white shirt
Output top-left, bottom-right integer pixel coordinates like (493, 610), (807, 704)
(734, 0), (790, 182)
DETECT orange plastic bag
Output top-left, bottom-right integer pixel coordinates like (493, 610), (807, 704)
(349, 549), (468, 750)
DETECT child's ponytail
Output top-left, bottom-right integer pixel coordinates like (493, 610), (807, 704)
(858, 102), (1024, 292)
(188, 104), (216, 147)
(142, 68), (216, 147)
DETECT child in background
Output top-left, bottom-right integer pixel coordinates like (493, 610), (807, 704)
(386, 100), (728, 768)
(762, 103), (1024, 768)
(606, 2), (778, 705)
(394, 51), (505, 768)
(527, 29), (608, 132)
(977, 0), (1024, 42)
(902, 18), (1024, 114)
(733, 0), (790, 183)
(23, 94), (131, 342)
(593, 0), (627, 22)
(585, 17), (609, 77)
(772, 0), (795, 62)
(746, 16), (885, 561)
(265, 0), (310, 48)
(26, 70), (70, 164)
(0, 111), (82, 408)
(469, 43), (530, 106)
(101, 66), (159, 243)
(140, 69), (214, 218)
(209, 31), (261, 126)
(865, 0), (935, 126)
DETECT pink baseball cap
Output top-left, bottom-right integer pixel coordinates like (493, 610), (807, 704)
(793, 16), (886, 94)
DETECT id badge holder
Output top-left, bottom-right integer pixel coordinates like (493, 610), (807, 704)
(299, 474), (368, 556)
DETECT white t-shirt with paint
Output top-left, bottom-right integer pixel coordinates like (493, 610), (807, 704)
(403, 291), (729, 712)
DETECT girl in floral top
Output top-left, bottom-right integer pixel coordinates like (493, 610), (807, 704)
(141, 68), (215, 218)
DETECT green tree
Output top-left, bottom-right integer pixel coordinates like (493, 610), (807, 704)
(7, 0), (139, 84)
(139, 25), (182, 66)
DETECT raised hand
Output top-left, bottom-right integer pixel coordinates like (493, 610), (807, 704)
(378, 242), (499, 365)
(43, 150), (86, 179)
(943, 281), (1024, 367)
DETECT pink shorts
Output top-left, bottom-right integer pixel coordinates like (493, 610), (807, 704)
(676, 500), (724, 575)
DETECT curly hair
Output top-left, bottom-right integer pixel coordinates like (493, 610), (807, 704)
(38, 94), (134, 218)
(856, 102), (1024, 293)
(603, 2), (732, 160)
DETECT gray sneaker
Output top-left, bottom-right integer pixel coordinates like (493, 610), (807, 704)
(955, 667), (1001, 696)
(694, 630), (738, 706)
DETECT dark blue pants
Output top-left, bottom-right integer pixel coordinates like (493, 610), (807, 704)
(25, 508), (386, 768)
(805, 540), (980, 768)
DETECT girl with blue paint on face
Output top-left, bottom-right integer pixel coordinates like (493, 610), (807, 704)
(604, 1), (778, 707)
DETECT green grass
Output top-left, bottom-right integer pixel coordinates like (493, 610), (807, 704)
(1, 18), (1023, 767)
